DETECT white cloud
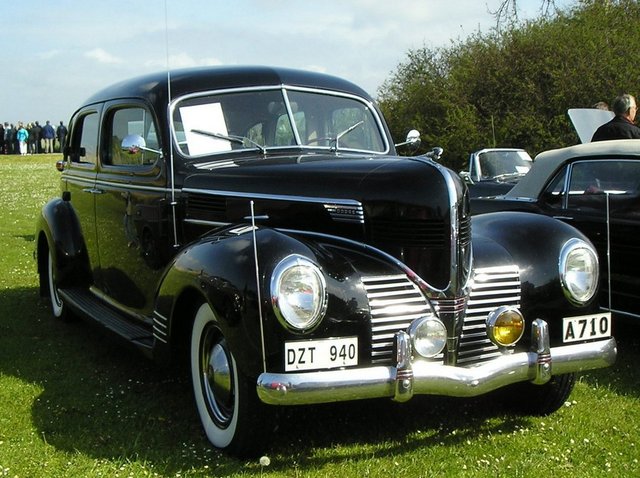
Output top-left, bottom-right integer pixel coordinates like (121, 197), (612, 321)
(85, 48), (123, 65)
(144, 52), (223, 70)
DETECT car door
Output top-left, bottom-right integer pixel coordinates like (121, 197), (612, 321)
(93, 102), (168, 314)
(63, 106), (101, 283)
(540, 159), (640, 318)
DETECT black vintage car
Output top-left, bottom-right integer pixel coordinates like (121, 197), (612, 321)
(472, 139), (640, 321)
(35, 66), (616, 456)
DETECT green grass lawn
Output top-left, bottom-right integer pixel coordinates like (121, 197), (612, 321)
(1, 154), (638, 477)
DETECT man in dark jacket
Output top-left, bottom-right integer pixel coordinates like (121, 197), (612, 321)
(591, 94), (640, 141)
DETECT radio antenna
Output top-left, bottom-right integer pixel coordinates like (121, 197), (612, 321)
(164, 0), (179, 248)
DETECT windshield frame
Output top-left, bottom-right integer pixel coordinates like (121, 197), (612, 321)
(169, 84), (390, 160)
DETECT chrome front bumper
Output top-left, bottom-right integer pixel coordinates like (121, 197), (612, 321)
(257, 319), (617, 406)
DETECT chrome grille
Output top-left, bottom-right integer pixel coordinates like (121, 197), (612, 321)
(362, 265), (521, 367)
(362, 275), (434, 364)
(457, 265), (521, 366)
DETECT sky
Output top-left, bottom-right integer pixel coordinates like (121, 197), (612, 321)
(1, 0), (573, 125)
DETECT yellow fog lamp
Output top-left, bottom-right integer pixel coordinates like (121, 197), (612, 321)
(486, 306), (525, 347)
(408, 316), (447, 358)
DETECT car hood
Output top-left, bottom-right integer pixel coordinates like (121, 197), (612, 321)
(182, 152), (453, 207)
(181, 152), (468, 291)
(568, 108), (614, 143)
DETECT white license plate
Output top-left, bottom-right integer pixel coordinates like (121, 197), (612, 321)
(285, 337), (358, 372)
(562, 312), (612, 343)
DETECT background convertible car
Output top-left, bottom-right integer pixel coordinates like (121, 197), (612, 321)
(35, 66), (615, 456)
(460, 148), (533, 198)
(472, 139), (640, 320)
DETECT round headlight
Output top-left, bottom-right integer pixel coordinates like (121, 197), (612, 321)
(487, 306), (525, 347)
(270, 255), (327, 332)
(559, 238), (599, 305)
(408, 317), (447, 358)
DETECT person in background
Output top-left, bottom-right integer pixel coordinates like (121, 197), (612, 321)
(591, 93), (640, 141)
(16, 122), (29, 156)
(0, 122), (4, 154)
(28, 123), (37, 154)
(56, 121), (68, 153)
(42, 120), (56, 153)
(4, 123), (14, 154)
(31, 121), (42, 153)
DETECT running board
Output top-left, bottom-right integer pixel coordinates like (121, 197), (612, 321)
(59, 287), (154, 353)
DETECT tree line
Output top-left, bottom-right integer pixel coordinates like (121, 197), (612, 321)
(377, 0), (640, 172)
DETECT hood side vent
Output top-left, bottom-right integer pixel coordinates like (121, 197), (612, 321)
(185, 193), (227, 223)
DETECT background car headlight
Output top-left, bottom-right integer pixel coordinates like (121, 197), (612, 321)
(271, 255), (327, 332)
(408, 317), (447, 358)
(559, 238), (599, 305)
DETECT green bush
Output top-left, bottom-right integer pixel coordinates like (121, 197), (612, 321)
(379, 0), (640, 171)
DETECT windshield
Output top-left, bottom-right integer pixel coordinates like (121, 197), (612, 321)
(171, 87), (387, 158)
(478, 150), (532, 179)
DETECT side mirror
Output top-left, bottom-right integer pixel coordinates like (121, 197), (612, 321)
(459, 171), (473, 184)
(394, 129), (421, 149)
(121, 134), (161, 155)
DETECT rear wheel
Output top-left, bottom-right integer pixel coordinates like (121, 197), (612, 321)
(190, 302), (274, 457)
(47, 250), (70, 320)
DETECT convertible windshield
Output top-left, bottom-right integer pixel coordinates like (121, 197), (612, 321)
(479, 150), (532, 179)
(171, 87), (387, 157)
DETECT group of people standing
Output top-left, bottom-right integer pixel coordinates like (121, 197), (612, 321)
(1, 120), (67, 155)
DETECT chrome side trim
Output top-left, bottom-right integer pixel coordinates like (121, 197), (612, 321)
(182, 187), (364, 209)
(183, 218), (230, 227)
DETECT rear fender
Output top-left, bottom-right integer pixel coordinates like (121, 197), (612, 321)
(35, 197), (91, 291)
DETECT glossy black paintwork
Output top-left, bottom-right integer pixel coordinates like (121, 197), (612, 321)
(36, 66), (604, 377)
(471, 152), (640, 319)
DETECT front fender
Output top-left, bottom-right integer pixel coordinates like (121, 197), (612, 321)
(155, 226), (329, 376)
(472, 211), (600, 339)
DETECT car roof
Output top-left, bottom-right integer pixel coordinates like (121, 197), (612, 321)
(506, 139), (640, 198)
(82, 65), (373, 108)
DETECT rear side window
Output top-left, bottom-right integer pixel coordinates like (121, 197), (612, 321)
(68, 112), (99, 165)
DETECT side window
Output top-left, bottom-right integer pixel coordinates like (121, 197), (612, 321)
(69, 112), (99, 164)
(540, 167), (568, 209)
(105, 107), (160, 167)
(566, 160), (640, 216)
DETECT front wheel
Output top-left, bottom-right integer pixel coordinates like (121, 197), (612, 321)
(190, 302), (274, 457)
(506, 373), (576, 416)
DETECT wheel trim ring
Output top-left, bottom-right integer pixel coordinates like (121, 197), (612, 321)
(47, 252), (63, 314)
(200, 325), (235, 428)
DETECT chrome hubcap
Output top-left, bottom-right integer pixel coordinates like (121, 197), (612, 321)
(201, 329), (234, 426)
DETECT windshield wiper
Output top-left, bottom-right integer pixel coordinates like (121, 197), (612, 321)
(191, 129), (267, 156)
(331, 121), (364, 152)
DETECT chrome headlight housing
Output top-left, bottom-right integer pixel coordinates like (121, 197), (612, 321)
(559, 238), (599, 306)
(270, 255), (327, 332)
(486, 306), (525, 347)
(408, 316), (447, 358)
